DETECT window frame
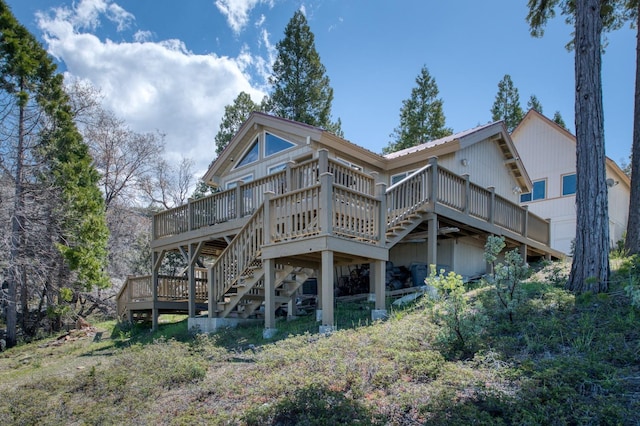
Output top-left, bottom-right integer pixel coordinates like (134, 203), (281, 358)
(520, 179), (547, 203)
(234, 137), (260, 169)
(264, 132), (296, 158)
(561, 173), (577, 196)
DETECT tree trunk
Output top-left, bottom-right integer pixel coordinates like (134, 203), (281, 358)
(625, 3), (640, 256)
(568, 0), (610, 293)
(6, 80), (27, 348)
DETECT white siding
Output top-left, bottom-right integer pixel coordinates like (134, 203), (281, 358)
(512, 112), (630, 254)
(440, 141), (521, 203)
(452, 237), (487, 278)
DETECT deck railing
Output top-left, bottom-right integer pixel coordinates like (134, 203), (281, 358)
(152, 151), (378, 241)
(386, 162), (432, 228)
(116, 270), (208, 318)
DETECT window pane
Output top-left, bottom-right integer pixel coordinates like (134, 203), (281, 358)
(236, 139), (259, 168)
(268, 163), (286, 174)
(391, 173), (406, 185)
(562, 174), (576, 196)
(265, 133), (295, 156)
(532, 180), (546, 200)
(520, 192), (532, 203)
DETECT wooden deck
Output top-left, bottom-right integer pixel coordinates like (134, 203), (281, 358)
(117, 154), (559, 324)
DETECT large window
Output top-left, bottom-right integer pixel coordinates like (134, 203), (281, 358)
(226, 174), (253, 189)
(520, 179), (546, 202)
(265, 132), (295, 157)
(235, 138), (259, 168)
(562, 173), (576, 196)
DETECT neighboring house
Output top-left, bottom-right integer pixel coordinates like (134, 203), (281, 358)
(117, 112), (561, 334)
(512, 109), (631, 255)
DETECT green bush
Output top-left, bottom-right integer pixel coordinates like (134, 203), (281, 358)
(426, 265), (487, 358)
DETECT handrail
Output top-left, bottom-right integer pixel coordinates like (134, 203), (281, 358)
(386, 164), (432, 228)
(210, 204), (265, 303)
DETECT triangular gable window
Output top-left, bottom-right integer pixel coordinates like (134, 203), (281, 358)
(265, 132), (295, 157)
(235, 138), (259, 168)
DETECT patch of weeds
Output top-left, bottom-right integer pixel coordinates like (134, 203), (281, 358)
(242, 384), (380, 425)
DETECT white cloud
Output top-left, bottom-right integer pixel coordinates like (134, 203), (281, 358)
(36, 0), (265, 175)
(215, 0), (274, 34)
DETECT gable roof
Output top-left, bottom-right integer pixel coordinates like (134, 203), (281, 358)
(384, 121), (532, 190)
(513, 109), (630, 188)
(202, 112), (532, 190)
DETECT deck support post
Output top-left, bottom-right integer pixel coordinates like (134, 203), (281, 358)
(520, 244), (528, 262)
(316, 266), (323, 322)
(427, 215), (438, 268)
(319, 250), (335, 333)
(264, 258), (277, 333)
(372, 259), (387, 321)
(188, 242), (204, 318)
(151, 250), (165, 331)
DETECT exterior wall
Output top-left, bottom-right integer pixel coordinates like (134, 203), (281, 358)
(446, 141), (521, 204)
(452, 236), (487, 278)
(513, 112), (630, 254)
(388, 237), (486, 279)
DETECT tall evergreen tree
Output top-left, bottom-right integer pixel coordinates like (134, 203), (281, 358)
(527, 94), (544, 113)
(268, 10), (342, 136)
(491, 74), (524, 132)
(553, 110), (567, 128)
(623, 0), (640, 255)
(528, 0), (614, 292)
(0, 0), (109, 346)
(215, 91), (260, 155)
(384, 66), (452, 154)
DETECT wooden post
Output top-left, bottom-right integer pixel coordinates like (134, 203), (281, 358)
(488, 186), (496, 224)
(463, 174), (470, 214)
(318, 148), (329, 175)
(319, 172), (333, 236)
(151, 250), (164, 331)
(374, 259), (386, 311)
(235, 181), (244, 219)
(427, 215), (438, 267)
(263, 191), (274, 245)
(187, 198), (193, 231)
(523, 205), (529, 238)
(316, 266), (323, 322)
(264, 258), (276, 330)
(208, 269), (215, 318)
(187, 242), (203, 318)
(286, 160), (295, 191)
(429, 156), (439, 205)
(376, 182), (387, 247)
(546, 217), (552, 247)
(320, 250), (334, 329)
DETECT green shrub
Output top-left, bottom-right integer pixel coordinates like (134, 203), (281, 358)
(426, 265), (487, 358)
(483, 235), (530, 323)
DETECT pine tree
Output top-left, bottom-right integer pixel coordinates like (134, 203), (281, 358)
(491, 74), (524, 132)
(527, 0), (614, 292)
(215, 91), (260, 155)
(384, 66), (452, 154)
(552, 110), (567, 129)
(0, 0), (109, 346)
(527, 94), (544, 113)
(268, 10), (342, 136)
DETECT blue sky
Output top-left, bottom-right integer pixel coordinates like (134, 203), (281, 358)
(6, 0), (636, 175)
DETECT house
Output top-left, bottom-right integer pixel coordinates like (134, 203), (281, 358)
(117, 112), (562, 335)
(511, 109), (631, 255)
